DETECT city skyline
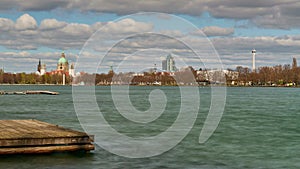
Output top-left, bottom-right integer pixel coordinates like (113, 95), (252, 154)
(1, 1), (300, 73)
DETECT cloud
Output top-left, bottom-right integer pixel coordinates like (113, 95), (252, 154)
(195, 26), (235, 37)
(69, 0), (206, 15)
(212, 36), (300, 53)
(15, 14), (37, 31)
(205, 0), (279, 19)
(203, 0), (300, 29)
(83, 29), (287, 72)
(59, 23), (92, 38)
(19, 0), (70, 11)
(208, 35), (300, 68)
(0, 0), (205, 15)
(2, 12), (300, 72)
(98, 19), (153, 35)
(2, 34), (300, 73)
(40, 19), (67, 30)
(0, 18), (14, 31)
(251, 9), (300, 29)
(0, 14), (155, 50)
(0, 51), (78, 73)
(1, 0), (300, 29)
(0, 0), (69, 11)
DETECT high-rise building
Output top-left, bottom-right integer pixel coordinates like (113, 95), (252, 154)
(162, 54), (177, 72)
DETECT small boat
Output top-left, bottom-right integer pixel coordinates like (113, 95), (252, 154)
(153, 81), (161, 85)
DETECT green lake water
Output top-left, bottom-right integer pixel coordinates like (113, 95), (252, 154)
(0, 85), (299, 168)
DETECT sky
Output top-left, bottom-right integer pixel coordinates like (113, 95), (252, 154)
(1, 0), (300, 73)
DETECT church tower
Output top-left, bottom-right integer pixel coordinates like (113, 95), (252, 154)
(69, 63), (75, 77)
(40, 64), (46, 75)
(57, 52), (69, 72)
(37, 59), (41, 73)
(37, 59), (46, 75)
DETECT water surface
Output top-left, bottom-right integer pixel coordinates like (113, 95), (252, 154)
(0, 86), (299, 168)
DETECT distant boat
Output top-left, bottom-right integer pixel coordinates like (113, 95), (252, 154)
(72, 81), (85, 86)
(153, 81), (161, 85)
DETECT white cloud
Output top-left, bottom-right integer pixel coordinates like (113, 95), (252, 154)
(69, 0), (206, 15)
(91, 22), (105, 31)
(60, 23), (92, 38)
(0, 14), (156, 51)
(1, 12), (300, 72)
(209, 35), (300, 68)
(100, 19), (153, 35)
(15, 14), (37, 31)
(0, 18), (14, 31)
(1, 0), (300, 28)
(2, 33), (300, 73)
(200, 26), (234, 37)
(40, 19), (67, 30)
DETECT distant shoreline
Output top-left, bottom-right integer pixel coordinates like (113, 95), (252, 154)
(0, 83), (299, 88)
(0, 84), (64, 86)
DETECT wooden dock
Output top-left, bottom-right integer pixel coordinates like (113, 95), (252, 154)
(0, 90), (59, 95)
(0, 119), (94, 154)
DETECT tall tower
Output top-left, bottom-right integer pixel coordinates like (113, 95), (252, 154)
(57, 52), (69, 72)
(252, 49), (256, 72)
(40, 64), (46, 75)
(292, 57), (297, 69)
(37, 59), (41, 73)
(69, 63), (75, 77)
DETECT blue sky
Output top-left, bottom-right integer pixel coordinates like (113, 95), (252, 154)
(1, 0), (300, 73)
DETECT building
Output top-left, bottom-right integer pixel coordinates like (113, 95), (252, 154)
(37, 59), (41, 73)
(69, 63), (75, 77)
(36, 59), (46, 75)
(196, 69), (238, 85)
(57, 52), (69, 72)
(162, 54), (177, 72)
(36, 52), (75, 77)
(40, 64), (46, 75)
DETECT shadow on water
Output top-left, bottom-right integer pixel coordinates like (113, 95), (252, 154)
(0, 151), (96, 169)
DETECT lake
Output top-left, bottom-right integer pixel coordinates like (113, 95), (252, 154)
(0, 85), (299, 168)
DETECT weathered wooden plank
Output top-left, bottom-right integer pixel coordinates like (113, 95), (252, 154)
(0, 119), (95, 154)
(0, 119), (89, 139)
(0, 144), (94, 155)
(25, 90), (59, 95)
(0, 90), (59, 95)
(0, 136), (93, 147)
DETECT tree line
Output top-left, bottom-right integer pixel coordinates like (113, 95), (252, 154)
(234, 63), (300, 86)
(1, 60), (300, 86)
(0, 72), (71, 84)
